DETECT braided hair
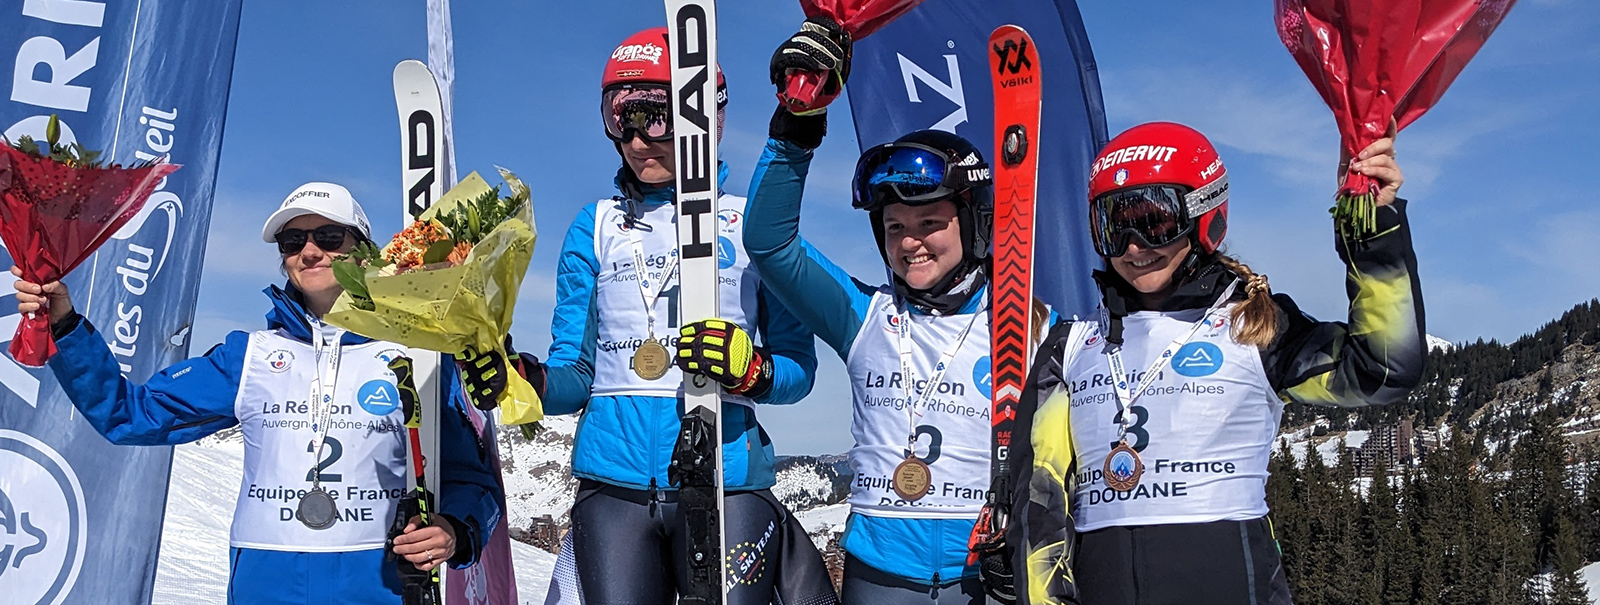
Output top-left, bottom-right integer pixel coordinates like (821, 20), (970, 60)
(1215, 254), (1280, 348)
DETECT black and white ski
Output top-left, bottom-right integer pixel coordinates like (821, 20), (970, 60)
(663, 2), (726, 603)
(392, 58), (447, 603)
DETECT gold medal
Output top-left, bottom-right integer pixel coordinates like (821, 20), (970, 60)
(1103, 440), (1144, 492)
(892, 456), (932, 501)
(632, 339), (671, 380)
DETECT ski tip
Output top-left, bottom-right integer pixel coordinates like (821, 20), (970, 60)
(989, 24), (1031, 41)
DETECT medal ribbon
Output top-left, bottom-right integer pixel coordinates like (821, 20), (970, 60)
(307, 322), (345, 484)
(895, 294), (985, 455)
(1104, 279), (1239, 442)
(627, 221), (681, 339)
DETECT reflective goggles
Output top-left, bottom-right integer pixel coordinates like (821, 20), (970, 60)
(1090, 185), (1194, 257)
(601, 85), (673, 143)
(852, 142), (991, 210)
(275, 224), (358, 255)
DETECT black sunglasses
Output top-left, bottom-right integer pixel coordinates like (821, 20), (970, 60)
(275, 224), (358, 255)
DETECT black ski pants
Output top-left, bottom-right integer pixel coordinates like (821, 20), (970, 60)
(1075, 517), (1292, 605)
(569, 479), (838, 605)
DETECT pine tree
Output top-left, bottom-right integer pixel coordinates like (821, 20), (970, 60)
(1581, 443), (1600, 562)
(1548, 516), (1590, 605)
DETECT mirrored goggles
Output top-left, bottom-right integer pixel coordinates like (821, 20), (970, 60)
(601, 85), (673, 143)
(1090, 185), (1195, 257)
(852, 142), (990, 210)
(276, 224), (358, 255)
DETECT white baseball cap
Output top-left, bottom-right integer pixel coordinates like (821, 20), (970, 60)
(260, 182), (373, 243)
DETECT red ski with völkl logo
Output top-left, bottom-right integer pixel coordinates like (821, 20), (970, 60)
(969, 24), (1043, 564)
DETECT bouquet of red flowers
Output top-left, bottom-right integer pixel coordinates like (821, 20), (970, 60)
(1276, 0), (1516, 236)
(780, 0), (926, 112)
(0, 116), (178, 366)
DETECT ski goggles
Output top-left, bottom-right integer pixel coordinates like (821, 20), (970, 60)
(1090, 185), (1195, 257)
(602, 85), (674, 143)
(275, 224), (360, 255)
(852, 142), (991, 210)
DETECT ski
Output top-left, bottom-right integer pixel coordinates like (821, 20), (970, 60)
(971, 24), (1043, 561)
(392, 58), (447, 603)
(663, 1), (726, 604)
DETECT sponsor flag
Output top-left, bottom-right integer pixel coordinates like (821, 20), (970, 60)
(845, 0), (1107, 318)
(0, 2), (242, 603)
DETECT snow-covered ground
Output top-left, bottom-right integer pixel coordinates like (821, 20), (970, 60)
(151, 438), (556, 604)
(794, 502), (849, 552)
(1585, 561), (1600, 604)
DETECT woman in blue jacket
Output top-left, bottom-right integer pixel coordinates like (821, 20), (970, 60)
(746, 20), (1058, 604)
(11, 182), (504, 604)
(511, 27), (835, 605)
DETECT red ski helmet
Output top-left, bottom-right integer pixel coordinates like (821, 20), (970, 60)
(601, 27), (727, 106)
(1088, 122), (1229, 255)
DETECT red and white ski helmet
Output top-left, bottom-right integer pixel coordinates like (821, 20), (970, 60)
(1088, 122), (1230, 254)
(601, 27), (727, 102)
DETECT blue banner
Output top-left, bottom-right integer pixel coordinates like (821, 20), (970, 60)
(0, 2), (241, 603)
(845, 0), (1108, 319)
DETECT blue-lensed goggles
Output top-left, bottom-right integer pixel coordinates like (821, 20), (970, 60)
(852, 142), (991, 210)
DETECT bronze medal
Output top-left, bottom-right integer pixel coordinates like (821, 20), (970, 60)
(632, 339), (671, 380)
(1103, 440), (1144, 492)
(892, 456), (932, 501)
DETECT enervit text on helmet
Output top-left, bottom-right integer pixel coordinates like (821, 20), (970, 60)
(1087, 122), (1229, 257)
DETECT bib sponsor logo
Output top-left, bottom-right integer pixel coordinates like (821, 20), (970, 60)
(357, 380), (400, 416)
(376, 349), (405, 364)
(717, 235), (737, 270)
(973, 355), (992, 399)
(883, 314), (903, 334)
(1172, 342), (1223, 377)
(267, 349), (294, 373)
(1082, 334), (1103, 350)
(0, 431), (86, 604)
(718, 209), (741, 231)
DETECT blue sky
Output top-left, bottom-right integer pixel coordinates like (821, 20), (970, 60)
(194, 0), (1600, 455)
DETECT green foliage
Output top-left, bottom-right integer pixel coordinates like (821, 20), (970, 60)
(432, 180), (529, 246)
(1267, 422), (1594, 603)
(5, 114), (153, 169)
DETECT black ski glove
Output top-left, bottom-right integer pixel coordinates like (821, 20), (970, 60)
(675, 318), (774, 398)
(978, 541), (1018, 605)
(769, 105), (828, 150)
(770, 16), (852, 112)
(458, 346), (508, 411)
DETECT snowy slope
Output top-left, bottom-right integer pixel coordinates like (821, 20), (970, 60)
(1585, 561), (1600, 604)
(150, 435), (556, 604)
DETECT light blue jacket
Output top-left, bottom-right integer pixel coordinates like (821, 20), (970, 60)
(540, 164), (818, 492)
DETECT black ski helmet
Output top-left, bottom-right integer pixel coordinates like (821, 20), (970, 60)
(853, 129), (995, 269)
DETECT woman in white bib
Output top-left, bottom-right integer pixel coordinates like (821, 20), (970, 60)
(746, 19), (1059, 604)
(1012, 122), (1424, 604)
(12, 182), (506, 604)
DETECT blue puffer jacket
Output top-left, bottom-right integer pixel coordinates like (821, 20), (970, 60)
(540, 164), (818, 492)
(48, 284), (503, 604)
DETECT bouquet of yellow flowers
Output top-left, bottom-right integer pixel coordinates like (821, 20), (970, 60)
(326, 167), (540, 425)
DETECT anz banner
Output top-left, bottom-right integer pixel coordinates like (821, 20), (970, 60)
(846, 0), (1109, 319)
(0, 2), (241, 604)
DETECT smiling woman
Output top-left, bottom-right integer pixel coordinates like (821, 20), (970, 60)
(7, 181), (509, 603)
(1014, 120), (1424, 604)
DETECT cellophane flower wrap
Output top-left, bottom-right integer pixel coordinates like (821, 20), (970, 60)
(782, 0), (925, 112)
(1275, 0), (1516, 236)
(0, 123), (179, 366)
(325, 167), (541, 425)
